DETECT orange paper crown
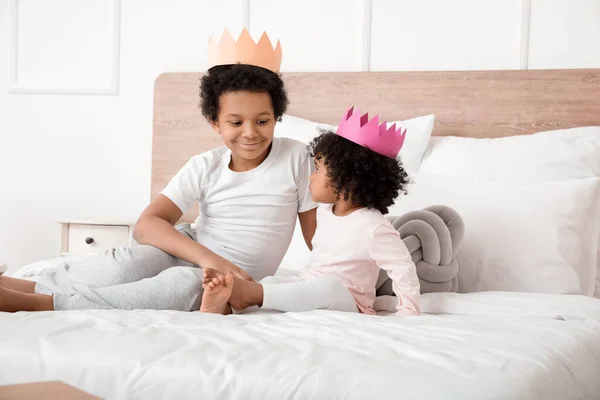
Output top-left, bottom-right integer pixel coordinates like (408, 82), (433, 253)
(207, 28), (282, 73)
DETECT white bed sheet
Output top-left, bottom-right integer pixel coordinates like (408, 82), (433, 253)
(1, 291), (600, 400)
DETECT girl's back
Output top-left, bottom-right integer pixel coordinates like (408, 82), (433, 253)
(301, 203), (417, 314)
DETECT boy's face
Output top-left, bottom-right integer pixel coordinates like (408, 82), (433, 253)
(210, 91), (276, 168)
(309, 157), (338, 203)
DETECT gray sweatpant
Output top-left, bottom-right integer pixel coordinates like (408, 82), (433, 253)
(35, 224), (204, 311)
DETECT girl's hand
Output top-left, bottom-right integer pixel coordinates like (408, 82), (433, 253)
(203, 253), (254, 282)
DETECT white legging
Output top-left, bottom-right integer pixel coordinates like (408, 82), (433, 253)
(260, 275), (359, 313)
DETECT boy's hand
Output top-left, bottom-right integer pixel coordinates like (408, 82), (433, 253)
(203, 253), (254, 282)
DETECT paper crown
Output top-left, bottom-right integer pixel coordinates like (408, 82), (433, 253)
(207, 28), (282, 73)
(335, 106), (407, 159)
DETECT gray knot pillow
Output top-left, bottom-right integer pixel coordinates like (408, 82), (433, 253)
(377, 205), (465, 294)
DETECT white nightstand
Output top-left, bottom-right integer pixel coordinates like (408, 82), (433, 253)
(55, 219), (136, 257)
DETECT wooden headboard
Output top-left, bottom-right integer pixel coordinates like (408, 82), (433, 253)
(152, 69), (600, 222)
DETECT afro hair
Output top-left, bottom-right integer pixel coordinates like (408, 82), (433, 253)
(199, 64), (289, 122)
(308, 131), (410, 214)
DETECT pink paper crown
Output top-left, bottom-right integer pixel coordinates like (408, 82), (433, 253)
(335, 106), (407, 158)
(207, 28), (282, 73)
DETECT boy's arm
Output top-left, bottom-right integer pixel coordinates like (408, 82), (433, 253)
(298, 208), (317, 250)
(133, 195), (252, 281)
(297, 150), (318, 250)
(133, 195), (208, 265)
(369, 225), (421, 316)
(133, 156), (253, 281)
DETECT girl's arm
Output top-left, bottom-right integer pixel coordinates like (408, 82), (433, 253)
(298, 208), (317, 250)
(369, 225), (421, 316)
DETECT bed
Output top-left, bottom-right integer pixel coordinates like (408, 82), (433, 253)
(2, 69), (600, 399)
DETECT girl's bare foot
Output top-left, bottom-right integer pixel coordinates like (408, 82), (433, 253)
(228, 276), (264, 311)
(0, 276), (36, 293)
(200, 268), (233, 314)
(0, 286), (54, 312)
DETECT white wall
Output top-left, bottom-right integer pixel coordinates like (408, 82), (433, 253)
(1, 0), (599, 274)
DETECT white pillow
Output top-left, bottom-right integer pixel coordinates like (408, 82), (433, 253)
(389, 172), (600, 295)
(274, 114), (336, 144)
(274, 113), (436, 172)
(418, 126), (600, 297)
(419, 126), (600, 180)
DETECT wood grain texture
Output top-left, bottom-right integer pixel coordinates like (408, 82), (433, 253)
(152, 69), (600, 222)
(0, 381), (100, 399)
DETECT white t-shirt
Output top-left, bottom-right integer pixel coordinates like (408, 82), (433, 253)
(161, 137), (317, 280)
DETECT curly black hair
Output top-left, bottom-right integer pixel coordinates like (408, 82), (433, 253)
(308, 130), (409, 214)
(199, 64), (289, 122)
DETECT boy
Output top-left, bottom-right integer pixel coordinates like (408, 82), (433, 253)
(0, 29), (317, 312)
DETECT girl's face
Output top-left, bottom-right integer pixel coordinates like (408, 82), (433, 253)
(210, 90), (276, 171)
(309, 157), (338, 203)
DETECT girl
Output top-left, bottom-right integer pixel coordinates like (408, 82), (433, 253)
(199, 107), (421, 316)
(0, 30), (318, 313)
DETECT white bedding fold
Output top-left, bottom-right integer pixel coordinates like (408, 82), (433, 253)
(1, 292), (600, 400)
(421, 291), (600, 321)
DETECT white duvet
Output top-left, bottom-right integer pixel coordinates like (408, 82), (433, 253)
(1, 292), (600, 400)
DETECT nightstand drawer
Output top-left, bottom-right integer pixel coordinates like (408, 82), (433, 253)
(67, 224), (130, 254)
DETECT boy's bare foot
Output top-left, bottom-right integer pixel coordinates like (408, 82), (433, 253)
(0, 276), (36, 293)
(0, 286), (54, 312)
(202, 267), (221, 285)
(228, 276), (264, 312)
(200, 269), (233, 314)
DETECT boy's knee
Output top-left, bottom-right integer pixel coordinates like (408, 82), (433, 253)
(130, 245), (172, 261)
(109, 245), (175, 268)
(158, 267), (203, 291)
(159, 266), (201, 278)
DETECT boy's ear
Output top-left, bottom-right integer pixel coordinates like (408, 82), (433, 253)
(209, 119), (220, 134)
